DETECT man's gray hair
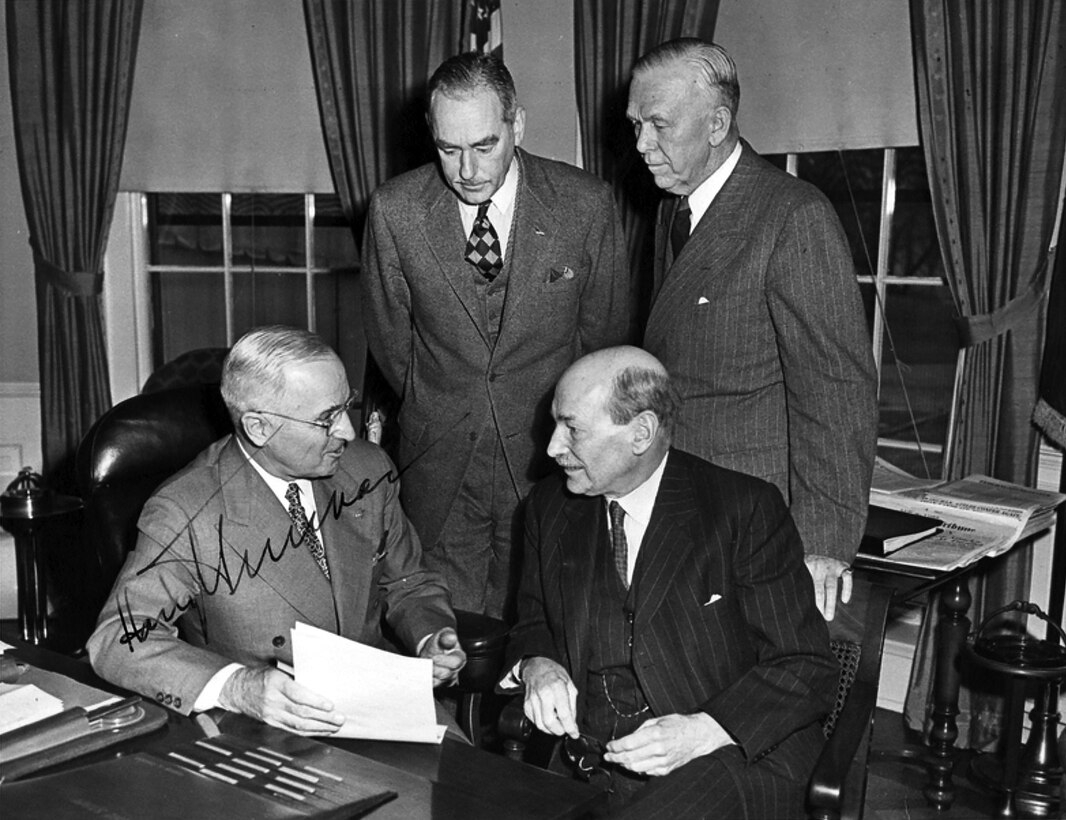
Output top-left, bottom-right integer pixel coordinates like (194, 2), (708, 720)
(428, 52), (519, 123)
(221, 325), (335, 422)
(605, 365), (681, 438)
(633, 38), (740, 117)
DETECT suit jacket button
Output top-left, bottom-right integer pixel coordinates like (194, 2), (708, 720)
(155, 692), (165, 703)
(469, 431), (477, 442)
(164, 694), (173, 705)
(174, 697), (182, 709)
(489, 372), (498, 382)
(273, 635), (286, 648)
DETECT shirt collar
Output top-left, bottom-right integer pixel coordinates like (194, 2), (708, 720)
(686, 140), (742, 229)
(605, 451), (670, 527)
(236, 438), (314, 508)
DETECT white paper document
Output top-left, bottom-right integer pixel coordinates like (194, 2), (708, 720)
(0, 683), (65, 734)
(291, 622), (446, 744)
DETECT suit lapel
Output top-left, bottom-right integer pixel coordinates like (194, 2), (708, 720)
(217, 441), (337, 631)
(314, 472), (375, 639)
(496, 151), (558, 350)
(650, 143), (757, 328)
(418, 178), (492, 349)
(556, 494), (601, 675)
(632, 452), (700, 631)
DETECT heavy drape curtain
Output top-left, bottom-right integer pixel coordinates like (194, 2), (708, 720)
(905, 0), (1066, 748)
(7, 0), (143, 488)
(573, 0), (719, 335)
(302, 0), (465, 241)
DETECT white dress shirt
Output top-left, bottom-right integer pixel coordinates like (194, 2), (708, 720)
(685, 141), (742, 233)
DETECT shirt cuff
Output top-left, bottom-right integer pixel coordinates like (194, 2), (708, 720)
(498, 659), (524, 691)
(416, 633), (432, 656)
(194, 663), (244, 712)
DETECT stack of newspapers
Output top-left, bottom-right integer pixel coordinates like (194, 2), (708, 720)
(865, 459), (1066, 571)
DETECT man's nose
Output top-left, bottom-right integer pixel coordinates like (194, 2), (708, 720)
(333, 410), (357, 443)
(459, 150), (477, 180)
(546, 426), (566, 459)
(634, 122), (655, 154)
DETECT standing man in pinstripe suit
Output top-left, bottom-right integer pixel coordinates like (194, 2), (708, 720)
(630, 39), (878, 621)
(506, 347), (836, 818)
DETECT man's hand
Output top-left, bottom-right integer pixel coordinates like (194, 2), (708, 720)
(805, 554), (852, 621)
(603, 713), (733, 776)
(521, 657), (579, 738)
(219, 666), (345, 736)
(420, 627), (466, 687)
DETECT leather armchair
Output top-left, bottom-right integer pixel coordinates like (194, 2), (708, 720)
(75, 382), (507, 745)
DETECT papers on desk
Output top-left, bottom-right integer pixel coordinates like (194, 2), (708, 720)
(0, 683), (64, 734)
(291, 622), (446, 744)
(868, 462), (1066, 571)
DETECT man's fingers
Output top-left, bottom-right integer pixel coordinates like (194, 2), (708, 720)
(841, 569), (853, 604)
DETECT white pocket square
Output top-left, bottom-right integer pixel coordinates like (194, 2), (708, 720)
(697, 296), (710, 305)
(703, 593), (722, 606)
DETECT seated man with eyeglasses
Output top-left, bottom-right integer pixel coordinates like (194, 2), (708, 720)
(89, 325), (465, 734)
(504, 346), (837, 818)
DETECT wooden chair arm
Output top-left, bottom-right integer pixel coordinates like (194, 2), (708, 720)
(807, 678), (878, 820)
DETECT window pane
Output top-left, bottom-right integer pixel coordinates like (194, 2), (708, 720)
(869, 282), (959, 480)
(891, 147), (945, 280)
(149, 193), (223, 266)
(797, 149), (884, 278)
(150, 270), (228, 364)
(231, 271), (308, 339)
(312, 194), (364, 398)
(231, 193), (306, 267)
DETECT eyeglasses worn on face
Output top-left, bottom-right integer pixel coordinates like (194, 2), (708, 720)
(255, 388), (358, 434)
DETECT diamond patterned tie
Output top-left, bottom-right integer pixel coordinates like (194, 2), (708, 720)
(670, 196), (691, 259)
(465, 200), (503, 281)
(608, 500), (629, 588)
(285, 483), (330, 580)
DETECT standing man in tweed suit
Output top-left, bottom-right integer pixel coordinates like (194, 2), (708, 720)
(629, 39), (878, 619)
(363, 53), (629, 621)
(506, 347), (836, 818)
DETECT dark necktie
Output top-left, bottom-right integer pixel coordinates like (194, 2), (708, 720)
(608, 500), (629, 588)
(465, 200), (503, 281)
(285, 483), (330, 580)
(670, 196), (691, 259)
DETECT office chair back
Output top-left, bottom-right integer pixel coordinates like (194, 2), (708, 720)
(75, 384), (233, 610)
(807, 579), (893, 820)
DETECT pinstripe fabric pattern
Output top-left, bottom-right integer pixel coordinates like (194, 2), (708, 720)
(507, 450), (838, 816)
(644, 141), (878, 564)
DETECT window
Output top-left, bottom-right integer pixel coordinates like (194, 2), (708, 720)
(767, 148), (958, 479)
(144, 193), (366, 392)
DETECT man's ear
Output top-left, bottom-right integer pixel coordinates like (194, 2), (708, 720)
(512, 105), (526, 147)
(630, 411), (660, 456)
(707, 103), (733, 148)
(240, 412), (271, 447)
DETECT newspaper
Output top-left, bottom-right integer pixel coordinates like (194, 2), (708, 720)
(865, 460), (1066, 571)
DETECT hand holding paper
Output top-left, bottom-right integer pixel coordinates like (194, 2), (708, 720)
(219, 666), (345, 736)
(420, 627), (466, 687)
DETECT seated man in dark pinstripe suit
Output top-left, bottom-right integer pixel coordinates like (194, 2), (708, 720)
(504, 346), (837, 818)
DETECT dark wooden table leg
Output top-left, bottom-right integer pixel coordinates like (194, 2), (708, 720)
(923, 575), (972, 810)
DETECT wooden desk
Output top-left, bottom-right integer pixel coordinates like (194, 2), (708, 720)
(2, 642), (605, 819)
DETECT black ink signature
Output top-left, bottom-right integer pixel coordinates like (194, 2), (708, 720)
(117, 586), (204, 652)
(115, 415), (466, 651)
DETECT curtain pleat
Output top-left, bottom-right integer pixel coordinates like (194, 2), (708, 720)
(7, 0), (143, 488)
(573, 0), (719, 336)
(303, 0), (465, 240)
(906, 0), (1066, 748)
